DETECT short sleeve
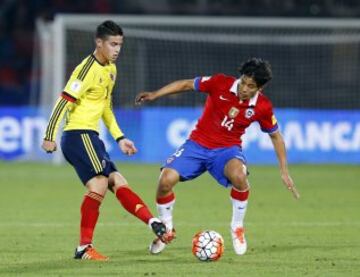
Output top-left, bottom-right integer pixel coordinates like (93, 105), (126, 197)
(63, 58), (94, 99)
(258, 103), (279, 133)
(194, 75), (223, 94)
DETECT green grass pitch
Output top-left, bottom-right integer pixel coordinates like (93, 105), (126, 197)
(0, 162), (359, 276)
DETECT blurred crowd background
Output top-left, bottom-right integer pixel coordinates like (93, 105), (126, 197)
(1, 0), (360, 106)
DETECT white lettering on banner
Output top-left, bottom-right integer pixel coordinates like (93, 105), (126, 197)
(0, 115), (113, 157)
(22, 117), (48, 152)
(166, 118), (360, 152)
(258, 129), (273, 150)
(2, 115), (359, 157)
(351, 123), (360, 150)
(0, 117), (21, 152)
(242, 124), (273, 150)
(283, 122), (306, 150)
(332, 122), (352, 152)
(0, 116), (48, 154)
(306, 122), (331, 151)
(167, 119), (197, 148)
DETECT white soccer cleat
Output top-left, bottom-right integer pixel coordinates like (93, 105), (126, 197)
(231, 227), (247, 255)
(149, 228), (176, 254)
(149, 238), (167, 254)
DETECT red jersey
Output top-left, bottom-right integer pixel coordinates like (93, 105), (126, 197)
(190, 74), (278, 149)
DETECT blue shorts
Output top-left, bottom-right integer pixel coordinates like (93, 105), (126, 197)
(163, 139), (246, 188)
(61, 130), (117, 185)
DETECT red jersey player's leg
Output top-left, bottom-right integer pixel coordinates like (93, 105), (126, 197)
(149, 139), (208, 254)
(208, 146), (249, 255)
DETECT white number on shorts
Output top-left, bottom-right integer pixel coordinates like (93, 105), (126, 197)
(174, 148), (184, 157)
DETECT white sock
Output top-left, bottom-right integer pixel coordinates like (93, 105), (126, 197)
(230, 198), (248, 230)
(77, 244), (92, 252)
(156, 199), (175, 230)
(148, 217), (161, 229)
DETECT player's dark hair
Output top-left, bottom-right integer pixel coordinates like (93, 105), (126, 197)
(96, 20), (123, 39)
(238, 58), (272, 87)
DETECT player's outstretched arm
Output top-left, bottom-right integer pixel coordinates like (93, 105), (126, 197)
(135, 79), (195, 105)
(269, 131), (300, 199)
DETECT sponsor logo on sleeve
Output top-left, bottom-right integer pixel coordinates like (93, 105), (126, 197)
(272, 115), (277, 125)
(70, 80), (82, 93)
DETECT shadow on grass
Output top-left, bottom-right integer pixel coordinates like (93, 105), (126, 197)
(111, 246), (197, 264)
(0, 246), (197, 275)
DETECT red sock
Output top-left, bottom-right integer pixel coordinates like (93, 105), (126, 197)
(116, 186), (153, 224)
(231, 187), (250, 201)
(80, 192), (103, 246)
(156, 192), (175, 204)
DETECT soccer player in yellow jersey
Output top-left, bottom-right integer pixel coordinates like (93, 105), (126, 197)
(41, 20), (170, 261)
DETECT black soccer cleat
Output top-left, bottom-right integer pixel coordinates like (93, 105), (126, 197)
(150, 220), (176, 244)
(151, 221), (167, 240)
(74, 245), (109, 260)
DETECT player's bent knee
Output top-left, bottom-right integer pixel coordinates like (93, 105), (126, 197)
(108, 172), (129, 193)
(86, 175), (109, 196)
(159, 169), (179, 185)
(229, 172), (248, 191)
(158, 180), (174, 194)
(158, 169), (179, 194)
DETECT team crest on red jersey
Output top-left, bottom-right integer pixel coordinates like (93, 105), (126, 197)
(245, 108), (255, 119)
(228, 107), (239, 118)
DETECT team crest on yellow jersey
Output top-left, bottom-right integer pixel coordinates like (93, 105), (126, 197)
(228, 107), (239, 118)
(110, 73), (115, 81)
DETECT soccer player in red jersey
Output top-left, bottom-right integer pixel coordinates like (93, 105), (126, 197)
(41, 20), (169, 260)
(135, 58), (299, 255)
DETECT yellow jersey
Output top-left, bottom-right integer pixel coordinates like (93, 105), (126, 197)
(44, 55), (124, 141)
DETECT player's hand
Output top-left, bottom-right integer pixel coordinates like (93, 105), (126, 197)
(135, 92), (157, 105)
(42, 140), (57, 153)
(118, 138), (138, 156)
(281, 172), (300, 199)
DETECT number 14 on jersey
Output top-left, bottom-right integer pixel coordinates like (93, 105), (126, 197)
(221, 116), (234, 131)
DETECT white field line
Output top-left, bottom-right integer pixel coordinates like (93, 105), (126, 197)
(0, 222), (359, 228)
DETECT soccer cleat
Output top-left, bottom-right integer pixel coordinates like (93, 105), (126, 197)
(149, 228), (176, 254)
(231, 227), (247, 255)
(74, 245), (109, 261)
(150, 220), (175, 243)
(149, 238), (166, 254)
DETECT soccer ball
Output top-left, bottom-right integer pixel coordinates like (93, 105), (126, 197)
(192, 230), (224, 261)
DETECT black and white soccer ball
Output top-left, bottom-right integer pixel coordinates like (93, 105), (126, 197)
(192, 230), (224, 261)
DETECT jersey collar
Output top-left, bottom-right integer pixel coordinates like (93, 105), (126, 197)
(91, 54), (106, 66)
(230, 78), (260, 106)
(230, 79), (240, 95)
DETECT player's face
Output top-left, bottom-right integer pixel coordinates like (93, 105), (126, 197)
(238, 75), (261, 100)
(98, 35), (123, 63)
